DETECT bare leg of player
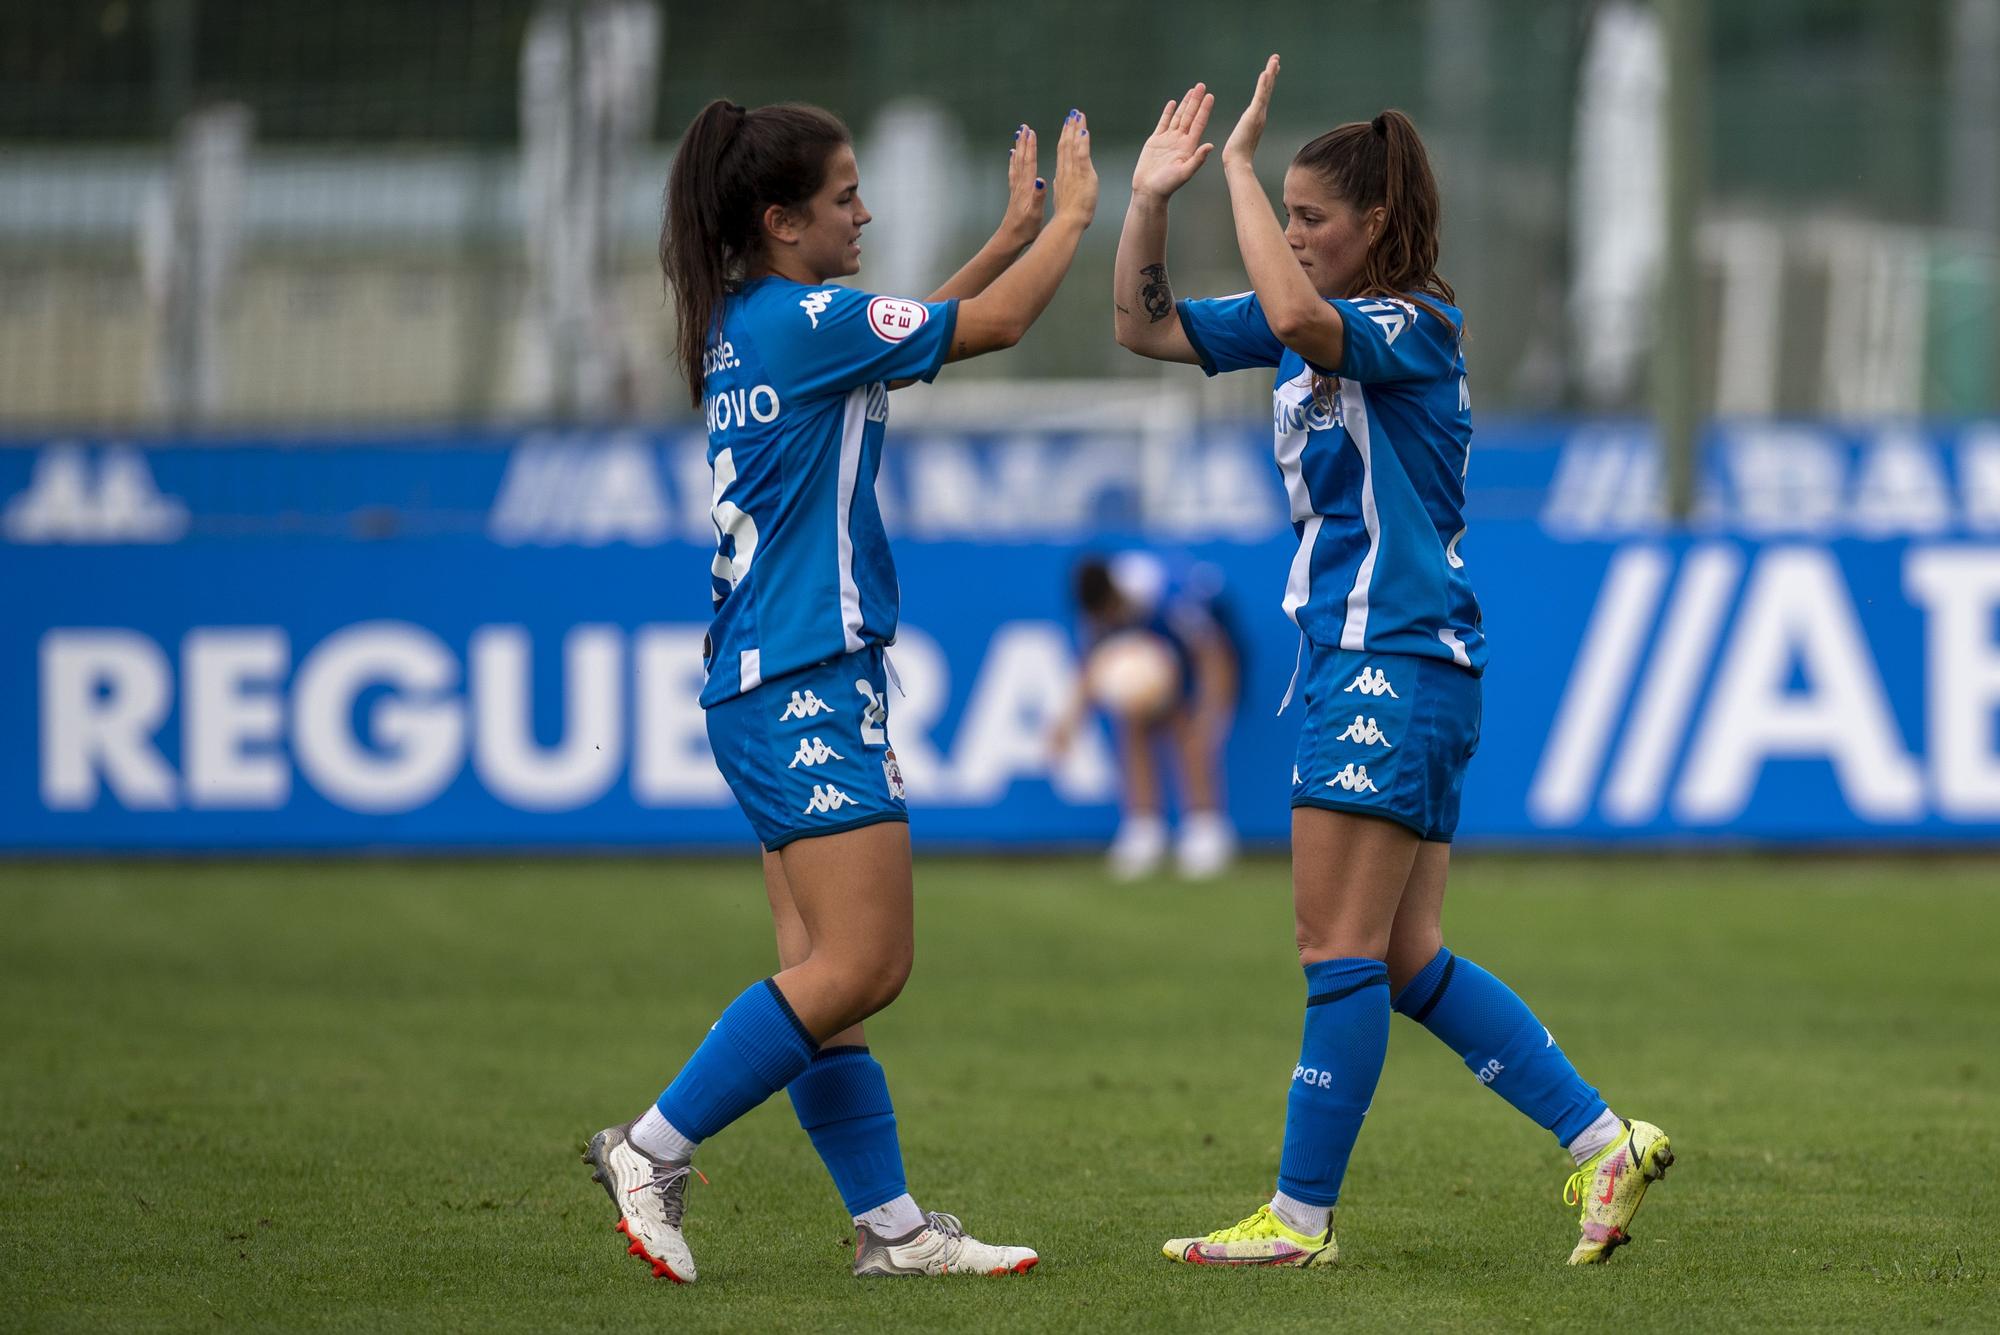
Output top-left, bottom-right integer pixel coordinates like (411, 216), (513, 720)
(1108, 717), (1169, 880)
(1171, 709), (1237, 879)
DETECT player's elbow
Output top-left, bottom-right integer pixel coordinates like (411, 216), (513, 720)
(1266, 304), (1317, 344)
(990, 318), (1028, 351)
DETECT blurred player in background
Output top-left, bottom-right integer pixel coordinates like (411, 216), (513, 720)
(585, 98), (1098, 1284)
(1049, 550), (1241, 879)
(1114, 59), (1672, 1269)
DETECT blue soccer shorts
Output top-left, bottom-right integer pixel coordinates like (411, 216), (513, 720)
(1289, 644), (1481, 843)
(704, 646), (909, 851)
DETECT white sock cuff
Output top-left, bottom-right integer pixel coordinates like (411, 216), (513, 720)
(855, 1192), (926, 1238)
(1268, 1190), (1331, 1238)
(630, 1104), (699, 1164)
(1567, 1108), (1625, 1166)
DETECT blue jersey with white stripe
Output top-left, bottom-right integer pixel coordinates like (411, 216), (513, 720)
(1177, 290), (1485, 674)
(698, 276), (958, 707)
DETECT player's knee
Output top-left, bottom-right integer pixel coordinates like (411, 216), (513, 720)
(1385, 930), (1444, 995)
(833, 946), (911, 1017)
(1296, 928), (1390, 967)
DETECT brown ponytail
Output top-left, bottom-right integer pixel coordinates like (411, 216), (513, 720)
(1292, 108), (1456, 329)
(662, 99), (851, 407)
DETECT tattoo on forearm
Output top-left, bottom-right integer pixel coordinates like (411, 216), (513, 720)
(1139, 264), (1173, 322)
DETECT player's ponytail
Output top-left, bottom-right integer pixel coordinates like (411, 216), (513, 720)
(1292, 108), (1456, 327)
(662, 98), (851, 407)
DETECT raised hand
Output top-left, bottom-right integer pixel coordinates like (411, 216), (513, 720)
(1132, 83), (1215, 201)
(1052, 108), (1099, 227)
(1222, 55), (1279, 167)
(999, 123), (1045, 247)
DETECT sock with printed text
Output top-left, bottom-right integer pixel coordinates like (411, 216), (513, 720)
(654, 978), (817, 1145)
(1273, 957), (1390, 1218)
(1392, 947), (1609, 1148)
(787, 1044), (913, 1220)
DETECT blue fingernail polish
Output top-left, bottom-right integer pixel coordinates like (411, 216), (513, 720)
(1035, 178), (1045, 188)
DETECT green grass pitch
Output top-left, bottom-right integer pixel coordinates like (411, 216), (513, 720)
(3, 854), (1996, 1332)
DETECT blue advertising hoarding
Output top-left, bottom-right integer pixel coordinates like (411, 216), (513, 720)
(4, 419), (1999, 850)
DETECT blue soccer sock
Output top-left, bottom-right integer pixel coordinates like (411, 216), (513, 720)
(655, 978), (817, 1143)
(787, 1044), (910, 1218)
(1274, 957), (1391, 1211)
(1392, 947), (1609, 1148)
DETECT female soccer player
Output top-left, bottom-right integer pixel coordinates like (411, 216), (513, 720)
(585, 99), (1097, 1283)
(1113, 58), (1672, 1268)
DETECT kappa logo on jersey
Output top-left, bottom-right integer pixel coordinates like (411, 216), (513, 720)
(799, 289), (838, 329)
(866, 296), (928, 344)
(1337, 715), (1393, 748)
(779, 690), (835, 721)
(882, 748), (906, 800)
(802, 784), (855, 815)
(1343, 667), (1399, 698)
(1326, 763), (1380, 793)
(788, 736), (845, 768)
(1353, 297), (1417, 345)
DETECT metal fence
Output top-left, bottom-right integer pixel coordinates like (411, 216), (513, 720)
(2, 0), (1995, 428)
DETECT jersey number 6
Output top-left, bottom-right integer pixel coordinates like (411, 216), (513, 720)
(709, 447), (758, 596)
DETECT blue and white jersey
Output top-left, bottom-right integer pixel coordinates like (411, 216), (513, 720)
(698, 276), (958, 707)
(1177, 289), (1485, 674)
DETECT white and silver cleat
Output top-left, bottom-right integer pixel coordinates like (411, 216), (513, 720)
(583, 1121), (699, 1283)
(853, 1211), (1040, 1277)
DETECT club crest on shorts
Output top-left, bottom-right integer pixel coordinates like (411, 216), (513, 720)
(882, 748), (906, 801)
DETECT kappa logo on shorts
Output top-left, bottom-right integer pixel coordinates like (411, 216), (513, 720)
(1336, 715), (1393, 747)
(779, 690), (835, 721)
(802, 784), (856, 815)
(1326, 763), (1381, 793)
(788, 737), (845, 768)
(799, 289), (838, 329)
(882, 748), (906, 801)
(1343, 667), (1399, 698)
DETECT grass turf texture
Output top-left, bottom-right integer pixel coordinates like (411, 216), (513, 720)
(3, 856), (1996, 1333)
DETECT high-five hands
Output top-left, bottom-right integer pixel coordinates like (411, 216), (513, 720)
(1132, 83), (1216, 202)
(1222, 55), (1279, 168)
(999, 123), (1045, 247)
(1052, 108), (1099, 227)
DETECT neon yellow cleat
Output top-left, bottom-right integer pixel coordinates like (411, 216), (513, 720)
(1162, 1204), (1337, 1267)
(1564, 1119), (1674, 1264)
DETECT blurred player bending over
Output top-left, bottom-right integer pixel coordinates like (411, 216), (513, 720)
(1050, 551), (1240, 879)
(1116, 59), (1673, 1270)
(585, 98), (1098, 1284)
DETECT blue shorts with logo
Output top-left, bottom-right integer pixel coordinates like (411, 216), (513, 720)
(705, 646), (909, 851)
(1290, 644), (1482, 843)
